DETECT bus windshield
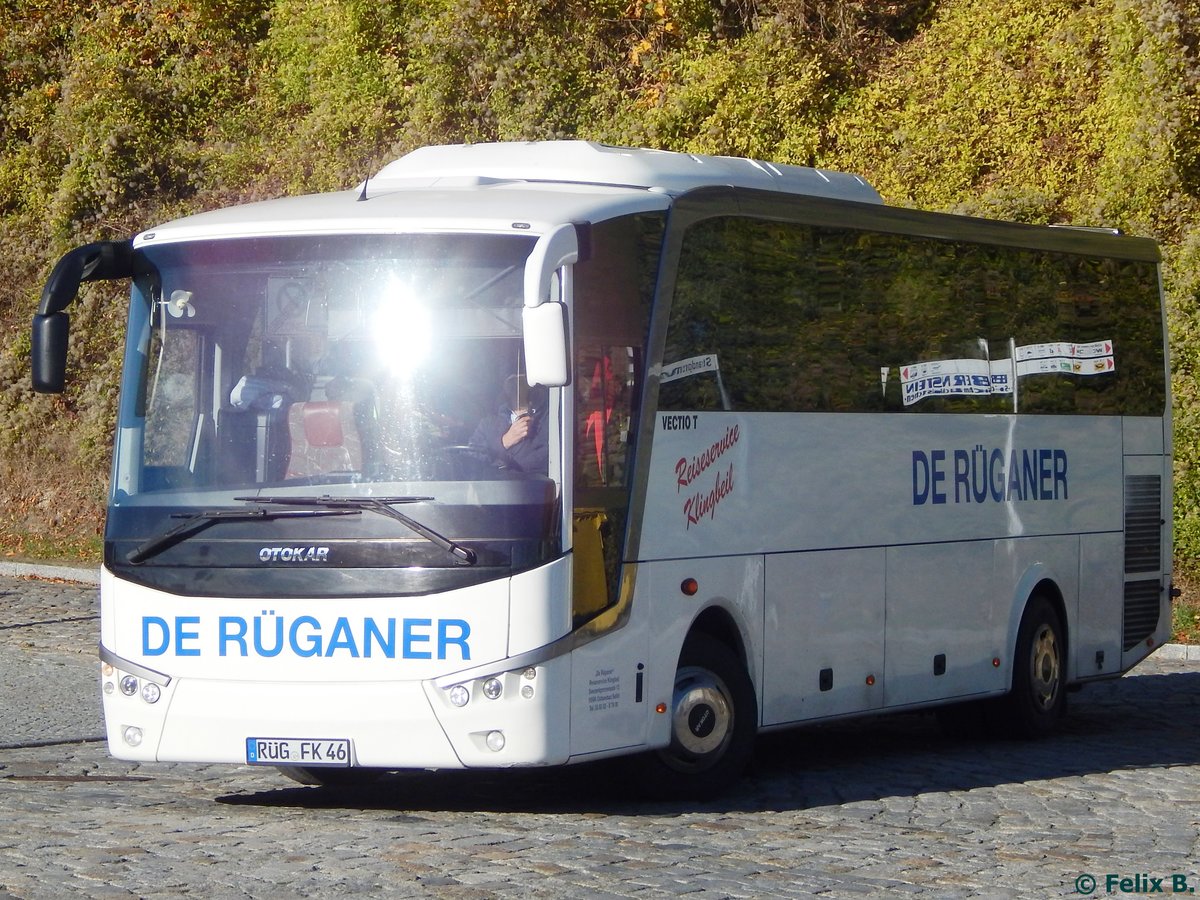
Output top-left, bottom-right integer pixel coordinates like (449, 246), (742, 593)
(108, 233), (561, 595)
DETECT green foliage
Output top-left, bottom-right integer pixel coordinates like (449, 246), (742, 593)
(2, 0), (1200, 576)
(605, 23), (844, 164)
(254, 0), (409, 191)
(1167, 234), (1200, 572)
(400, 0), (629, 147)
(828, 0), (1107, 219)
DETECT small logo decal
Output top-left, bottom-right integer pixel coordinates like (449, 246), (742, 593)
(258, 547), (330, 563)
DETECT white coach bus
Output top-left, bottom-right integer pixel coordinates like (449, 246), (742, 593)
(31, 142), (1172, 796)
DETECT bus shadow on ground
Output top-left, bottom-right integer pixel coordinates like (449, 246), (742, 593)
(216, 668), (1200, 815)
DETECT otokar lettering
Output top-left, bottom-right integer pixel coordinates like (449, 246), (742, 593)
(258, 546), (329, 563)
(913, 447), (1068, 506)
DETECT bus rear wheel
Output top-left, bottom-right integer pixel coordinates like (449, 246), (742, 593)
(637, 633), (756, 800)
(1003, 595), (1067, 737)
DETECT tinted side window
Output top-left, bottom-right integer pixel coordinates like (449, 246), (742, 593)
(660, 217), (1164, 416)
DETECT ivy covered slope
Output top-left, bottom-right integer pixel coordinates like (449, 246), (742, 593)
(1, 0), (1198, 573)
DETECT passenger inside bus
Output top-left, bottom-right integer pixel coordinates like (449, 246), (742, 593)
(469, 374), (548, 473)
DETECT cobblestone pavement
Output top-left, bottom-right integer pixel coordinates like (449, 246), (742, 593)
(0, 574), (1198, 898)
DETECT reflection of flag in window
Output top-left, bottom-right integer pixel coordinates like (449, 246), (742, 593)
(585, 355), (616, 483)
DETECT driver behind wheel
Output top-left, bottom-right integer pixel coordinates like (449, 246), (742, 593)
(469, 374), (549, 473)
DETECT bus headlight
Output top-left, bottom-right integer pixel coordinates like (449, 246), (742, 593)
(119, 675), (139, 697)
(443, 666), (543, 709)
(141, 682), (162, 704)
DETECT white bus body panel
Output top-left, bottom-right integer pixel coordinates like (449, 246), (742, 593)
(762, 549), (885, 722)
(99, 566), (574, 768)
(564, 555), (768, 762)
(639, 410), (1165, 727)
(643, 412), (1122, 558)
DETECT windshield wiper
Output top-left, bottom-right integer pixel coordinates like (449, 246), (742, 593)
(127, 506), (359, 565)
(236, 495), (478, 565)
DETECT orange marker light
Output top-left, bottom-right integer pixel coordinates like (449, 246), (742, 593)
(655, 703), (668, 714)
(681, 578), (699, 596)
(865, 675), (876, 686)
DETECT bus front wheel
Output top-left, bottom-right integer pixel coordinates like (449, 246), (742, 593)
(1003, 595), (1067, 737)
(637, 633), (756, 799)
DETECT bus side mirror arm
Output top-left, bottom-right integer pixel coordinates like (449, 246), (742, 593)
(522, 225), (580, 388)
(31, 240), (135, 393)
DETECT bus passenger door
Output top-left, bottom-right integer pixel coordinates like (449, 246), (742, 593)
(762, 549), (885, 725)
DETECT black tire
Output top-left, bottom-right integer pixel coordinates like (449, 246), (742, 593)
(635, 633), (757, 800)
(1002, 595), (1067, 738)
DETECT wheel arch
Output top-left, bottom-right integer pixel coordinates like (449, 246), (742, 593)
(685, 604), (752, 672)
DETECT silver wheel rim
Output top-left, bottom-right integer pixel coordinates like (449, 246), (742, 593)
(1029, 622), (1061, 711)
(666, 665), (734, 766)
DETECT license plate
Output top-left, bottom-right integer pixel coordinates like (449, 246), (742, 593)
(246, 737), (351, 767)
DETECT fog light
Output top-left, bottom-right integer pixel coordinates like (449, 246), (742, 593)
(141, 682), (161, 704)
(485, 730), (506, 752)
(448, 684), (470, 708)
(482, 677), (503, 700)
(122, 726), (143, 747)
(119, 675), (139, 697)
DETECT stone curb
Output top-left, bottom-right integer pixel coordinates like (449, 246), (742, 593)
(0, 562), (100, 585)
(1151, 642), (1200, 661)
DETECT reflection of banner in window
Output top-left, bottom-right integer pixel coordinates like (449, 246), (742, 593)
(899, 339), (1114, 406)
(899, 358), (1004, 406)
(661, 354), (720, 384)
(1014, 340), (1115, 377)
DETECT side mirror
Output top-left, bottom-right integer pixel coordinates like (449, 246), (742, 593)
(31, 240), (135, 393)
(523, 302), (570, 387)
(31, 312), (70, 394)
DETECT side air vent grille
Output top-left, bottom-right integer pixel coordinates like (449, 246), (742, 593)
(1123, 579), (1161, 651)
(1124, 475), (1162, 574)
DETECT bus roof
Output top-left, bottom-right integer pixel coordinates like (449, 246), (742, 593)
(369, 141), (883, 204)
(134, 142), (882, 247)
